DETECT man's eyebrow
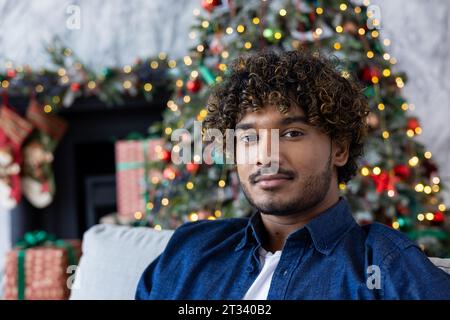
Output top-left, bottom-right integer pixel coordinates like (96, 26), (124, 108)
(279, 116), (309, 126)
(235, 116), (308, 130)
(235, 123), (255, 130)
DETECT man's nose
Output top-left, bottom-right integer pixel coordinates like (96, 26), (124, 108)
(256, 129), (280, 167)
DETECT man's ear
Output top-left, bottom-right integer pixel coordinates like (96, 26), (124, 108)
(332, 139), (350, 167)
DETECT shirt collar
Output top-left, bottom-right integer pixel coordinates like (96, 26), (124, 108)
(235, 197), (357, 255)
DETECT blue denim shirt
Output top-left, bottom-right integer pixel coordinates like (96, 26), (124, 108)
(136, 198), (450, 300)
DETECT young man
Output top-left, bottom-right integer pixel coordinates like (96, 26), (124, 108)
(136, 50), (450, 300)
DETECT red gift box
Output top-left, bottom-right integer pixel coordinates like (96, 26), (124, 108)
(115, 138), (164, 218)
(3, 239), (81, 300)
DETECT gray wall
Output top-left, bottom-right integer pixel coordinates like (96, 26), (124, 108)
(0, 0), (197, 69)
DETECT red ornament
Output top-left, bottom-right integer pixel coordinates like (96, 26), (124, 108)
(371, 171), (399, 194)
(361, 66), (381, 83)
(70, 83), (81, 92)
(371, 171), (390, 193)
(407, 118), (420, 131)
(161, 149), (171, 162)
(186, 79), (202, 93)
(186, 163), (200, 173)
(6, 69), (16, 78)
(201, 0), (221, 12)
(393, 164), (410, 180)
(433, 211), (445, 223)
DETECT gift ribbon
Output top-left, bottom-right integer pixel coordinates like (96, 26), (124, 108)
(116, 161), (152, 171)
(199, 64), (216, 86)
(15, 230), (77, 300)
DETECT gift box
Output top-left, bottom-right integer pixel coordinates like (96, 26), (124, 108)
(115, 138), (165, 219)
(3, 231), (82, 300)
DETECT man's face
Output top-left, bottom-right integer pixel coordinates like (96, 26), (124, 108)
(235, 104), (338, 216)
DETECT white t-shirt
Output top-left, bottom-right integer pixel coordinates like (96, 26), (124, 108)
(243, 247), (282, 300)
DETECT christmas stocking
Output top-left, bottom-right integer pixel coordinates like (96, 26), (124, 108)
(22, 98), (67, 208)
(0, 101), (33, 210)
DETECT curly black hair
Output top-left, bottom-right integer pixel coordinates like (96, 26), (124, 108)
(205, 49), (369, 183)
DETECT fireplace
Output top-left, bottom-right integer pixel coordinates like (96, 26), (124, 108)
(10, 94), (168, 242)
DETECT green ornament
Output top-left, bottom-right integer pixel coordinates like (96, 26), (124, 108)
(363, 86), (375, 98)
(263, 28), (274, 39)
(373, 41), (384, 55)
(102, 68), (112, 78)
(397, 216), (411, 229)
(263, 28), (282, 43)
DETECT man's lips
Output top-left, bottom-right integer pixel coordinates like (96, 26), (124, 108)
(254, 174), (293, 189)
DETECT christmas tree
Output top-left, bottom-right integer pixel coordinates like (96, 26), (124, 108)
(138, 0), (449, 256)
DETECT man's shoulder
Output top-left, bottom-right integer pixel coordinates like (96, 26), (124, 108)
(360, 222), (419, 261)
(363, 222), (416, 248)
(361, 224), (450, 299)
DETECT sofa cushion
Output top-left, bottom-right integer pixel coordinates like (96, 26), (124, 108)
(69, 224), (174, 300)
(429, 257), (450, 274)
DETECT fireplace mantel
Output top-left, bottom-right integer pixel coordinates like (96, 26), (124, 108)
(10, 92), (169, 242)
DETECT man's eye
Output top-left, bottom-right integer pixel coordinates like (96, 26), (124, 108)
(240, 135), (258, 143)
(283, 130), (304, 138)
